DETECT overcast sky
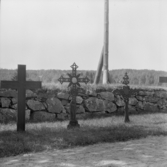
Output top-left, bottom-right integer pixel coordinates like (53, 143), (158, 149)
(1, 0), (167, 71)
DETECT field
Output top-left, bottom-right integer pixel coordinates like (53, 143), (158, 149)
(1, 68), (167, 87)
(0, 113), (167, 158)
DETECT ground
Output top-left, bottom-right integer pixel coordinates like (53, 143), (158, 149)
(0, 135), (167, 167)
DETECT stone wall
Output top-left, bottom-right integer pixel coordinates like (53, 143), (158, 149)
(0, 88), (167, 123)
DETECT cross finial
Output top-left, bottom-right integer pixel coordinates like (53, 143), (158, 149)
(71, 62), (78, 70)
(122, 72), (129, 86)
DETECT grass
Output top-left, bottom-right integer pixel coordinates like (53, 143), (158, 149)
(42, 82), (167, 91)
(0, 113), (167, 158)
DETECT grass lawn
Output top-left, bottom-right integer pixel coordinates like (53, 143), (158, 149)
(0, 113), (167, 158)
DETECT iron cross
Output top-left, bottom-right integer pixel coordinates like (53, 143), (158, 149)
(58, 63), (89, 128)
(0, 65), (41, 132)
(113, 72), (140, 123)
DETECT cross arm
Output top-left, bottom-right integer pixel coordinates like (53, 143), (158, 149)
(159, 77), (167, 83)
(0, 81), (18, 89)
(78, 76), (90, 84)
(25, 81), (41, 89)
(58, 75), (70, 84)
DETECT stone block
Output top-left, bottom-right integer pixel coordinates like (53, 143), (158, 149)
(0, 108), (17, 123)
(1, 98), (11, 108)
(115, 95), (125, 107)
(11, 104), (17, 110)
(0, 90), (17, 98)
(155, 91), (167, 98)
(57, 92), (70, 100)
(65, 104), (70, 114)
(143, 102), (159, 112)
(76, 96), (83, 104)
(57, 113), (68, 120)
(160, 108), (167, 112)
(26, 90), (36, 97)
(37, 92), (53, 99)
(85, 97), (105, 112)
(62, 107), (67, 114)
(76, 113), (85, 119)
(69, 96), (83, 104)
(145, 96), (159, 103)
(117, 107), (125, 113)
(86, 90), (97, 97)
(104, 100), (117, 113)
(27, 100), (45, 111)
(47, 97), (64, 113)
(129, 97), (138, 106)
(136, 96), (144, 101)
(61, 99), (69, 106)
(136, 101), (144, 110)
(12, 98), (17, 104)
(98, 92), (115, 101)
(76, 105), (85, 114)
(128, 105), (137, 112)
(64, 104), (85, 114)
(157, 99), (167, 110)
(25, 110), (31, 120)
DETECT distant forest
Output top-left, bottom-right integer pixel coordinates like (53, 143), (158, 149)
(0, 68), (167, 86)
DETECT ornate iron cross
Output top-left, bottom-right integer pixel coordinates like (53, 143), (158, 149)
(58, 63), (89, 128)
(113, 72), (140, 123)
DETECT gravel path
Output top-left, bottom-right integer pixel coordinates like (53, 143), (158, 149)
(0, 136), (167, 167)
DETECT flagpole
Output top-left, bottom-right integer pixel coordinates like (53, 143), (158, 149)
(103, 0), (109, 84)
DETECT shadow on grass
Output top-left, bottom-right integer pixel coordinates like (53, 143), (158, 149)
(1, 124), (167, 158)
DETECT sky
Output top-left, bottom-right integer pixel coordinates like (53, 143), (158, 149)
(0, 0), (167, 71)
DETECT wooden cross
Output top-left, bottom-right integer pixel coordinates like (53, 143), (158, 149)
(113, 72), (140, 123)
(0, 65), (41, 132)
(58, 63), (89, 128)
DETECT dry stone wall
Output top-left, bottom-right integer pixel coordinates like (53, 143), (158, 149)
(0, 88), (167, 123)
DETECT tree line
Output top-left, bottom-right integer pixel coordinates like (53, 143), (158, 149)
(0, 68), (167, 86)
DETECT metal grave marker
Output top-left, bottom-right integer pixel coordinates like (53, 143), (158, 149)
(113, 72), (140, 123)
(58, 63), (89, 128)
(0, 65), (41, 132)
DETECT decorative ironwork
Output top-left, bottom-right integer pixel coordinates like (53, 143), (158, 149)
(122, 72), (129, 85)
(58, 63), (89, 128)
(113, 72), (140, 123)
